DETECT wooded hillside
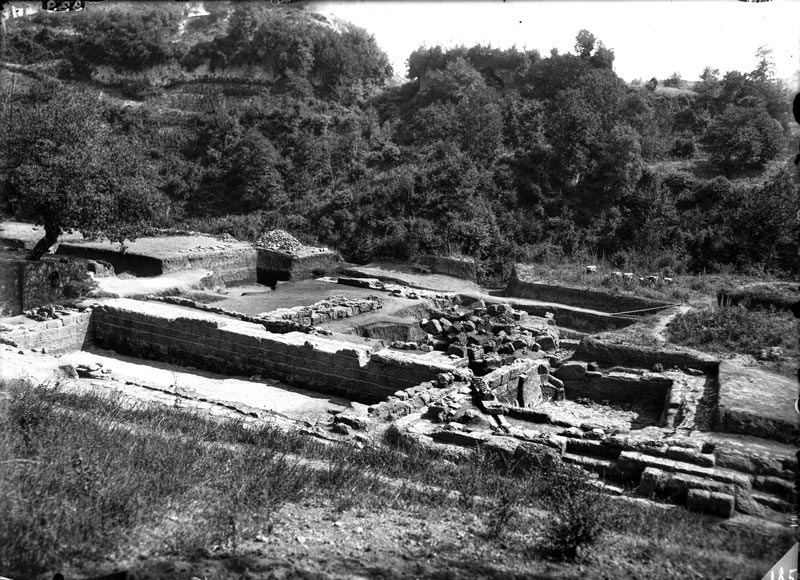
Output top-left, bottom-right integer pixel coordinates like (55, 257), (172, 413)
(1, 3), (797, 279)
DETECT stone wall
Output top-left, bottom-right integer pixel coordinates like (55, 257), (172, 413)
(506, 264), (672, 314)
(0, 253), (111, 316)
(486, 359), (545, 408)
(0, 311), (93, 354)
(562, 372), (672, 408)
(419, 255), (477, 281)
(0, 254), (23, 316)
(22, 257), (111, 311)
(256, 248), (340, 286)
(572, 336), (720, 373)
(91, 299), (461, 403)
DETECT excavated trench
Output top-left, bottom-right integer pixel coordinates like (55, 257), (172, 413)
(4, 240), (796, 522)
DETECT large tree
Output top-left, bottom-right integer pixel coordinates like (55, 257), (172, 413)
(3, 85), (166, 260)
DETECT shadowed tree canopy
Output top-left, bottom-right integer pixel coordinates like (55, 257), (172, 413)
(3, 85), (167, 260)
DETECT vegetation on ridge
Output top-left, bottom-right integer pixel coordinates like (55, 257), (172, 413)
(0, 3), (797, 280)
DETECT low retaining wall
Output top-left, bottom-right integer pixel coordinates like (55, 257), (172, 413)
(256, 248), (340, 286)
(419, 255), (477, 281)
(0, 311), (93, 354)
(572, 336), (720, 373)
(506, 264), (671, 314)
(91, 299), (461, 402)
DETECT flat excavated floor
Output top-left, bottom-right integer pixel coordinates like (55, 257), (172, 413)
(1, 344), (349, 423)
(210, 280), (429, 318)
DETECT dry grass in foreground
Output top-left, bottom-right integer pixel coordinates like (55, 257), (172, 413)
(0, 380), (792, 580)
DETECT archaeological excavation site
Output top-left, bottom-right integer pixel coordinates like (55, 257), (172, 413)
(1, 220), (796, 537)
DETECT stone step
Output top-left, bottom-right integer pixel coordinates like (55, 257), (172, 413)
(562, 453), (626, 482)
(618, 451), (750, 489)
(565, 437), (621, 459)
(751, 491), (797, 514)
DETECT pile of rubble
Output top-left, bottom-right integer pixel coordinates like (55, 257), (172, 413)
(216, 233), (238, 243)
(24, 304), (81, 322)
(75, 361), (111, 379)
(254, 230), (304, 252)
(415, 301), (560, 375)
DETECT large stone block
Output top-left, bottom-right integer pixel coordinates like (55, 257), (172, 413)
(686, 489), (735, 518)
(553, 361), (588, 381)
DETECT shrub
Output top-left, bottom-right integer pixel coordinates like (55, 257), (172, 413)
(668, 304), (795, 357)
(540, 465), (609, 560)
(670, 136), (696, 158)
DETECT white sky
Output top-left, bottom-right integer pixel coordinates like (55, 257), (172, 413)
(310, 0), (800, 87)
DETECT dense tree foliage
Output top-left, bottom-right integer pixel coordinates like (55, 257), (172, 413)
(1, 84), (167, 259)
(2, 8), (796, 277)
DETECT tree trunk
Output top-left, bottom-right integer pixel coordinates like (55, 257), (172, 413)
(27, 225), (61, 261)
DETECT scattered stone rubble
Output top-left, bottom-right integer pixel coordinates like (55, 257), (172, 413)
(24, 304), (82, 322)
(415, 301), (561, 375)
(337, 276), (450, 303)
(262, 295), (383, 327)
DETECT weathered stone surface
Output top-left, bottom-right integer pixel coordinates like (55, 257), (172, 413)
(536, 336), (558, 351)
(484, 435), (520, 468)
(686, 489), (735, 518)
(429, 427), (490, 447)
(559, 427), (584, 439)
(716, 359), (799, 444)
(422, 319), (443, 335)
(514, 441), (562, 469)
(566, 438), (608, 457)
(553, 361), (588, 381)
(663, 472), (736, 503)
(664, 446), (715, 467)
(638, 467), (668, 497)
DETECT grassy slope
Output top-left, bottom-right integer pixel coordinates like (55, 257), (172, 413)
(0, 380), (792, 580)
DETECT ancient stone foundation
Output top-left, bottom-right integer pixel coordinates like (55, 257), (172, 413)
(91, 299), (462, 402)
(0, 311), (93, 354)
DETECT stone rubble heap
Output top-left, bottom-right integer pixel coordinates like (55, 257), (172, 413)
(416, 301), (560, 375)
(254, 229), (304, 252)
